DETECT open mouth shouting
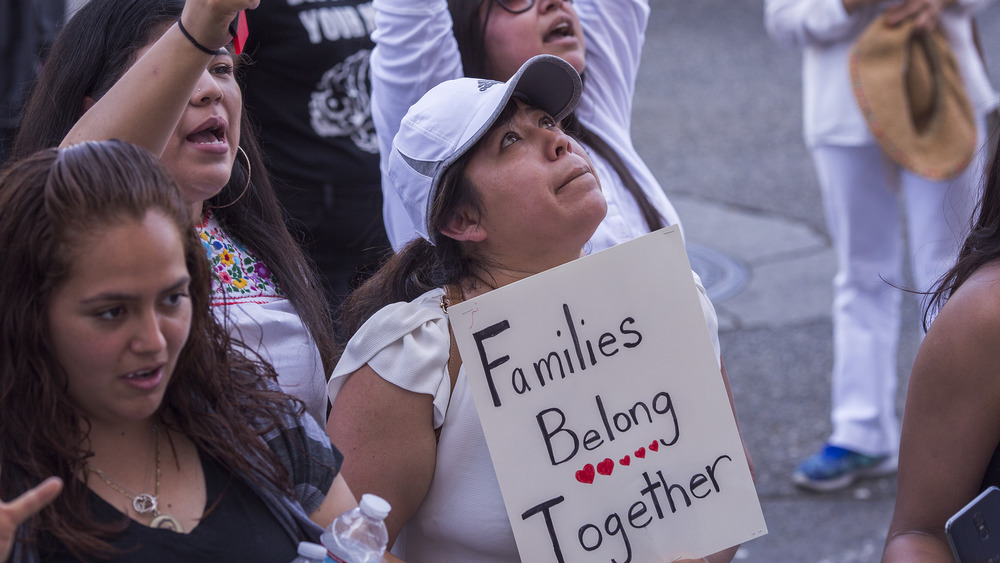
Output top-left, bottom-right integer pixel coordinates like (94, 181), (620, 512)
(544, 18), (576, 44)
(186, 116), (229, 153)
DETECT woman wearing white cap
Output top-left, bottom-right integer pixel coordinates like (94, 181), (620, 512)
(326, 55), (744, 563)
(369, 0), (682, 255)
(765, 0), (997, 492)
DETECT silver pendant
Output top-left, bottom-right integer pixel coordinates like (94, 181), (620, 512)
(151, 514), (184, 533)
(132, 493), (158, 514)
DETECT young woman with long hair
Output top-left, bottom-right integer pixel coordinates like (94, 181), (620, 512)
(0, 140), (355, 561)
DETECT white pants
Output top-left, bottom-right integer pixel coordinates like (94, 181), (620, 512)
(810, 136), (985, 456)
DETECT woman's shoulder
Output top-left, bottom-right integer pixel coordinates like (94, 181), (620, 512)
(922, 261), (1000, 373)
(354, 286), (448, 338)
(330, 287), (451, 399)
(938, 261), (1000, 330)
(334, 287), (449, 372)
(371, 286), (447, 319)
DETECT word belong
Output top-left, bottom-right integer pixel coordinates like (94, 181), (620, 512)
(537, 390), (680, 466)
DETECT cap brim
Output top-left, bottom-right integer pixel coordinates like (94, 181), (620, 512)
(509, 54), (582, 123)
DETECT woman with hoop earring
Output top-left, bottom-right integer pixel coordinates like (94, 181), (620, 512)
(12, 0), (336, 426)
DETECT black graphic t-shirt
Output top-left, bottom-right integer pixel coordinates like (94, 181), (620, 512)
(241, 0), (380, 188)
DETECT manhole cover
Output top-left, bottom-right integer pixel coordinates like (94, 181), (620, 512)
(685, 243), (749, 302)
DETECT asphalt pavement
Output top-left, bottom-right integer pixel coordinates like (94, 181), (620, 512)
(632, 2), (1000, 561)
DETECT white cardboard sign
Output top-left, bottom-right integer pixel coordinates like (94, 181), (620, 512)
(449, 228), (767, 562)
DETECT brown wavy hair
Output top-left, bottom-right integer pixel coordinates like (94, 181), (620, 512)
(8, 0), (337, 375)
(0, 140), (302, 559)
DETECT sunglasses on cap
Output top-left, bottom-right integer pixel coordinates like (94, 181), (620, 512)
(483, 0), (573, 15)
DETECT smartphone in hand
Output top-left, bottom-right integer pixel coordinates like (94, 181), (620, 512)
(947, 486), (1000, 563)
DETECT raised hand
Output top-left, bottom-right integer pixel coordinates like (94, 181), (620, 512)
(178, 0), (261, 54)
(0, 477), (63, 561)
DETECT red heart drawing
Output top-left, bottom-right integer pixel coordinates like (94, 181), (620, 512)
(597, 458), (614, 476)
(634, 447), (646, 459)
(649, 440), (660, 452)
(576, 464), (596, 484)
(619, 455), (631, 466)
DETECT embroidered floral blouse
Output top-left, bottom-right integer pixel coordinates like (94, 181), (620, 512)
(198, 211), (284, 305)
(196, 211), (328, 425)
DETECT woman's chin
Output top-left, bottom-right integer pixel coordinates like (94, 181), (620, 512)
(180, 181), (229, 210)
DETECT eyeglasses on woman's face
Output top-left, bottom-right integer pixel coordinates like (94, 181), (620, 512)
(485, 0), (574, 15)
(492, 0), (534, 13)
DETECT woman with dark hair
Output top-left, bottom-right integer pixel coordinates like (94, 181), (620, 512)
(882, 135), (1000, 559)
(371, 0), (684, 255)
(10, 0), (335, 425)
(328, 55), (742, 563)
(0, 140), (355, 561)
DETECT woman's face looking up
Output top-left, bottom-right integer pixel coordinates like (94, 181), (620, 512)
(481, 0), (586, 81)
(461, 99), (606, 265)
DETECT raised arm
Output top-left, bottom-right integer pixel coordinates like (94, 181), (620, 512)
(571, 0), (648, 128)
(61, 0), (256, 154)
(370, 0), (463, 249)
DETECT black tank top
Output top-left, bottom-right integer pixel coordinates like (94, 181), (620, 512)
(42, 451), (300, 562)
(981, 441), (1000, 491)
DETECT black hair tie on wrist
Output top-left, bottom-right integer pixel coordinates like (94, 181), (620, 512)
(177, 17), (226, 56)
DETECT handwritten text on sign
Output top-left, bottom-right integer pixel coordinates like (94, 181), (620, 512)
(450, 228), (767, 562)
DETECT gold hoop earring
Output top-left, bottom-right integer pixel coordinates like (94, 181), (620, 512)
(211, 145), (251, 209)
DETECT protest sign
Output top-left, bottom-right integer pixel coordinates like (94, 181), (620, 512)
(449, 227), (767, 562)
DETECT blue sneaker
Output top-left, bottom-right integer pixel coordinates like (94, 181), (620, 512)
(792, 444), (897, 492)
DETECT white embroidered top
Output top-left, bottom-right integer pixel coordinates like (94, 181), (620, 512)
(198, 212), (329, 425)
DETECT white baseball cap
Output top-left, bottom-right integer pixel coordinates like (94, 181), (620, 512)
(387, 54), (583, 244)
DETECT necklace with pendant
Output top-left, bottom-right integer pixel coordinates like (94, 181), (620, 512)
(87, 424), (184, 533)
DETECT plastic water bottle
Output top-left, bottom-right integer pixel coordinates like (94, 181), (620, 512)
(291, 541), (328, 563)
(321, 493), (392, 563)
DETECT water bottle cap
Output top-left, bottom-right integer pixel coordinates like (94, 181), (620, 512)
(359, 493), (392, 520)
(297, 541), (327, 559)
